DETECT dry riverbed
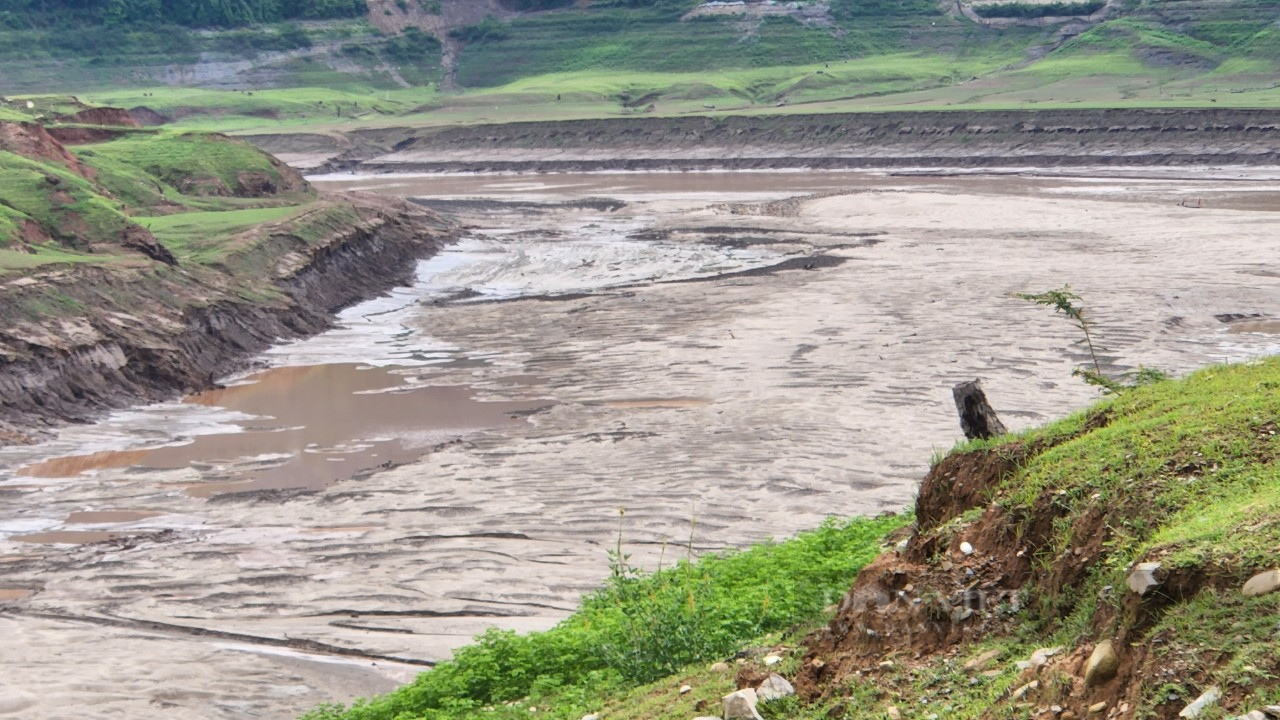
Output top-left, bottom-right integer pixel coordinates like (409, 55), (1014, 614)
(1, 169), (1278, 719)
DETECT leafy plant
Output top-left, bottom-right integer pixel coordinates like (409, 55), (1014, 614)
(1015, 284), (1167, 393)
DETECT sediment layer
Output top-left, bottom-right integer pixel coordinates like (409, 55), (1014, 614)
(243, 107), (1280, 173)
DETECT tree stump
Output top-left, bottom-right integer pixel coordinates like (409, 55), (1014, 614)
(952, 379), (1007, 440)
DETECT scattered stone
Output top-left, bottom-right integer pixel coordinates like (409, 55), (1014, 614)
(1236, 712), (1268, 720)
(960, 541), (974, 555)
(723, 688), (764, 720)
(1089, 702), (1108, 714)
(809, 658), (825, 670)
(693, 717), (722, 720)
(1179, 687), (1221, 718)
(757, 674), (795, 702)
(964, 649), (1001, 671)
(1084, 640), (1119, 687)
(1062, 712), (1077, 720)
(1127, 562), (1164, 596)
(1263, 706), (1280, 717)
(679, 685), (692, 695)
(886, 706), (902, 720)
(711, 662), (730, 672)
(1012, 680), (1039, 699)
(1242, 569), (1280, 597)
(763, 654), (783, 666)
(1016, 646), (1063, 671)
(581, 715), (600, 720)
(895, 538), (909, 554)
(878, 660), (895, 669)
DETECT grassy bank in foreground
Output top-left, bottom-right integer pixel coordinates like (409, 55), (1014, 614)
(303, 514), (909, 720)
(308, 356), (1280, 719)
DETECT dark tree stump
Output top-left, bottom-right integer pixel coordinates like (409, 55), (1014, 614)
(952, 379), (1007, 440)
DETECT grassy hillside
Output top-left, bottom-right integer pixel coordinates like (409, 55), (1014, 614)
(0, 119), (315, 276)
(304, 357), (1280, 720)
(2, 0), (1280, 119)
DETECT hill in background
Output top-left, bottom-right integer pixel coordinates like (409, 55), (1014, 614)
(1, 0), (1278, 115)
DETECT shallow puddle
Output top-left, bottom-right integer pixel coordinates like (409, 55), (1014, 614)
(1228, 320), (1280, 335)
(66, 510), (164, 525)
(21, 363), (548, 496)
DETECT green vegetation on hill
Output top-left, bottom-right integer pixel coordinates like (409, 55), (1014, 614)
(303, 514), (908, 720)
(0, 0), (365, 29)
(0, 122), (314, 275)
(304, 357), (1280, 719)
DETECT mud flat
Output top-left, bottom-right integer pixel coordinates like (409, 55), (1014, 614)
(1, 169), (1279, 719)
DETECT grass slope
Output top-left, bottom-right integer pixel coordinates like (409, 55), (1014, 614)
(303, 514), (909, 720)
(0, 125), (316, 276)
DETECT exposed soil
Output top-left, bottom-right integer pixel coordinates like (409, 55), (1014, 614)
(55, 106), (142, 128)
(0, 193), (458, 440)
(0, 121), (93, 178)
(246, 108), (1280, 174)
(797, 423), (1268, 719)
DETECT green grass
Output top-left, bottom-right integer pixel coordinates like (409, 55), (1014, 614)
(303, 513), (909, 720)
(83, 131), (302, 198)
(0, 149), (133, 249)
(137, 205), (303, 263)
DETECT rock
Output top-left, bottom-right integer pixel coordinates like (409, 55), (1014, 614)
(1127, 562), (1163, 596)
(960, 541), (974, 555)
(1084, 640), (1119, 687)
(581, 715), (600, 720)
(723, 688), (764, 720)
(878, 660), (895, 669)
(1012, 680), (1039, 699)
(679, 685), (692, 695)
(895, 538), (909, 554)
(763, 654), (783, 666)
(1242, 569), (1280, 597)
(1179, 687), (1221, 718)
(1016, 646), (1062, 671)
(693, 717), (722, 720)
(964, 649), (1001, 671)
(711, 662), (730, 672)
(757, 674), (795, 702)
(1062, 712), (1077, 720)
(1089, 702), (1108, 714)
(1263, 707), (1280, 718)
(1237, 711), (1268, 720)
(886, 706), (902, 720)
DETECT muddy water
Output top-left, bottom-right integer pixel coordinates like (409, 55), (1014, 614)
(20, 364), (547, 497)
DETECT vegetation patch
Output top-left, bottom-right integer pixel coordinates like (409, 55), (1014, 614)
(303, 513), (908, 720)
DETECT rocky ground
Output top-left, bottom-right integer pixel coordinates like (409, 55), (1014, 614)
(1, 169), (1278, 719)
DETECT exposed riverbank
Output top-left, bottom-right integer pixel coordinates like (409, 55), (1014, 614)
(0, 192), (457, 441)
(242, 108), (1280, 174)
